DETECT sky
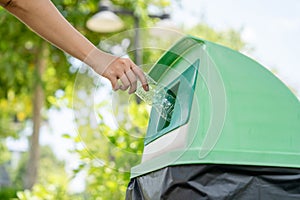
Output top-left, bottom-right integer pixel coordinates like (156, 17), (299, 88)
(172, 0), (300, 98)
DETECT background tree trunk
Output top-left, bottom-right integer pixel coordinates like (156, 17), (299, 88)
(24, 42), (48, 190)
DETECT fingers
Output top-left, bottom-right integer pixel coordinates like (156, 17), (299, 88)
(103, 57), (149, 93)
(126, 70), (137, 94)
(119, 74), (131, 91)
(110, 76), (121, 91)
(119, 70), (138, 94)
(131, 63), (149, 91)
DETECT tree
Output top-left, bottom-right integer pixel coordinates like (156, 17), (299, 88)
(0, 1), (79, 189)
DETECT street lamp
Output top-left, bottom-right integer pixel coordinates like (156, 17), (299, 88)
(86, 0), (124, 33)
(86, 0), (175, 66)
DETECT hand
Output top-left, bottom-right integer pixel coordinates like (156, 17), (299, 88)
(102, 57), (149, 94)
(84, 48), (149, 94)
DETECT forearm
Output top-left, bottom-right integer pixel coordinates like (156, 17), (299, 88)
(4, 0), (96, 61)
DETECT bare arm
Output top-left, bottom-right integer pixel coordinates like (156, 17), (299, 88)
(1, 0), (148, 93)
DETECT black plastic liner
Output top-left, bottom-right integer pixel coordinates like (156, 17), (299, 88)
(126, 164), (300, 200)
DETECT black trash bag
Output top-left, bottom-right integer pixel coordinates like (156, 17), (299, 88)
(126, 164), (300, 200)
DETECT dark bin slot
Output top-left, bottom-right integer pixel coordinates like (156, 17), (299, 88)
(157, 82), (180, 131)
(144, 59), (199, 145)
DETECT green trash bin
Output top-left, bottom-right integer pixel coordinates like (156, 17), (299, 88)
(126, 36), (300, 200)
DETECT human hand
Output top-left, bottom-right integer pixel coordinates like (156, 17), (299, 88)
(96, 56), (149, 94)
(84, 48), (149, 94)
(102, 56), (149, 94)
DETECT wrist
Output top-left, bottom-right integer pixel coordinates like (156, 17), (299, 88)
(84, 48), (117, 75)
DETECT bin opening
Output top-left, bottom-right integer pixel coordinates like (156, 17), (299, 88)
(157, 82), (180, 131)
(144, 59), (199, 145)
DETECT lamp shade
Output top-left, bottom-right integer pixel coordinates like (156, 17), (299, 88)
(86, 10), (124, 33)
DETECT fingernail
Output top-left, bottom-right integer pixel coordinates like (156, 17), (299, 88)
(114, 84), (120, 91)
(144, 84), (149, 91)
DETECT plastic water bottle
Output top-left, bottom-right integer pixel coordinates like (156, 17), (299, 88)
(135, 74), (176, 122)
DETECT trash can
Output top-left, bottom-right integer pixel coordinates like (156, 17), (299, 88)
(126, 36), (300, 200)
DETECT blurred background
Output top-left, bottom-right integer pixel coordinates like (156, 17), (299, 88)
(0, 0), (299, 199)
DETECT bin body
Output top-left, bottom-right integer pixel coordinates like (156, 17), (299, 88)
(126, 36), (300, 199)
(127, 165), (300, 200)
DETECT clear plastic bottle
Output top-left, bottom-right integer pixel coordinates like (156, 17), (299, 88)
(135, 74), (175, 122)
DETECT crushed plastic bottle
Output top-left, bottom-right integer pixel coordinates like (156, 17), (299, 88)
(135, 74), (175, 122)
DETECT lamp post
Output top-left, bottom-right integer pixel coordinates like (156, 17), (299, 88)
(86, 0), (174, 66)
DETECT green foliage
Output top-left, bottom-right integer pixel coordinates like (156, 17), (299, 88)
(16, 176), (80, 200)
(0, 142), (11, 164)
(0, 92), (30, 140)
(0, 0), (104, 118)
(11, 153), (28, 190)
(0, 0), (86, 188)
(13, 146), (74, 200)
(72, 100), (148, 200)
(0, 187), (18, 199)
